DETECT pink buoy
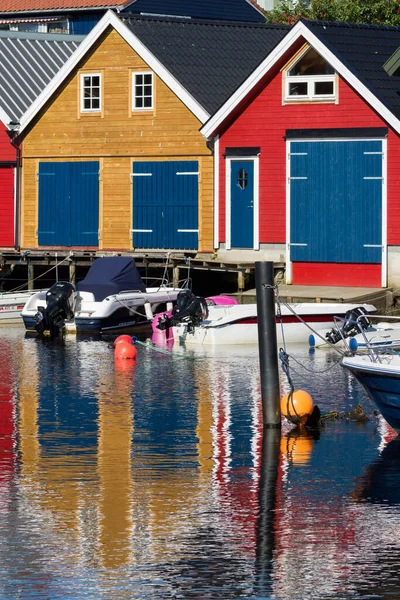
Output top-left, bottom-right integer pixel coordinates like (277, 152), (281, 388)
(206, 295), (238, 306)
(152, 311), (172, 333)
(115, 341), (137, 360)
(114, 334), (133, 346)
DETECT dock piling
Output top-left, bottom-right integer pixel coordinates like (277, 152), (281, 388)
(255, 261), (281, 428)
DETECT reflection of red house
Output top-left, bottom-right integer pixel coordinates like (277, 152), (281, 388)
(0, 30), (83, 249)
(0, 341), (15, 478)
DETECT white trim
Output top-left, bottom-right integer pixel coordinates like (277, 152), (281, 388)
(225, 155), (259, 251)
(177, 229), (199, 233)
(214, 135), (219, 250)
(286, 137), (387, 287)
(18, 10), (209, 134)
(285, 74), (336, 101)
(285, 139), (292, 283)
(80, 72), (102, 113)
(132, 70), (153, 112)
(382, 137), (388, 287)
(201, 21), (400, 139)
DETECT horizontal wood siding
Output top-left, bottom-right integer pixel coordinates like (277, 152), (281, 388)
(292, 262), (381, 287)
(219, 71), (400, 286)
(220, 74), (397, 244)
(0, 127), (16, 163)
(21, 29), (213, 252)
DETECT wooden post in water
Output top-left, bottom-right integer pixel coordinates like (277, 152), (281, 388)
(255, 261), (281, 428)
(69, 260), (76, 285)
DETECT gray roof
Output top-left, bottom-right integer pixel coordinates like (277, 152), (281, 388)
(122, 15), (289, 114)
(0, 30), (84, 123)
(303, 20), (400, 121)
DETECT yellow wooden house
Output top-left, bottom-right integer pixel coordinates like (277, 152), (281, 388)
(16, 11), (215, 254)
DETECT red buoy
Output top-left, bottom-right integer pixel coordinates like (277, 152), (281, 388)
(114, 341), (137, 360)
(114, 335), (133, 346)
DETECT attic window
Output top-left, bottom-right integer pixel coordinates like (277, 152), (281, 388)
(285, 47), (336, 101)
(133, 71), (153, 111)
(80, 73), (101, 113)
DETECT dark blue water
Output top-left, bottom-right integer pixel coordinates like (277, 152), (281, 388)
(0, 328), (399, 599)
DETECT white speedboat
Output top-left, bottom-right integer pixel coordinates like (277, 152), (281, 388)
(0, 289), (40, 325)
(22, 256), (184, 335)
(154, 290), (376, 345)
(342, 351), (400, 433)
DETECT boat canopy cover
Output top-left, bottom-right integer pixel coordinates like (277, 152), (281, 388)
(77, 257), (146, 301)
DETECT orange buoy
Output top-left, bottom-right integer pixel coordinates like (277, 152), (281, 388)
(114, 341), (137, 360)
(114, 334), (133, 346)
(281, 390), (314, 425)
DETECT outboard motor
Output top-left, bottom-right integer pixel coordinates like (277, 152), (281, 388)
(325, 306), (371, 345)
(157, 289), (208, 333)
(35, 281), (76, 337)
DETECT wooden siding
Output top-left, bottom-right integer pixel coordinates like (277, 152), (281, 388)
(218, 70), (400, 286)
(21, 29), (213, 252)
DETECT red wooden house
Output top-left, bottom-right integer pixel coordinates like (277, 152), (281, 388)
(202, 19), (400, 288)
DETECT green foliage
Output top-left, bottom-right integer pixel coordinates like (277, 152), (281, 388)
(264, 0), (400, 26)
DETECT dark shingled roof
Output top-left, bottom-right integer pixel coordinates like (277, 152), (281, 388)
(122, 16), (289, 114)
(302, 19), (400, 120)
(122, 0), (266, 23)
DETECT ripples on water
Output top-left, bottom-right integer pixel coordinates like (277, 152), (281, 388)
(0, 328), (399, 599)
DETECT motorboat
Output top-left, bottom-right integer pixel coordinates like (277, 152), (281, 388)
(0, 289), (41, 325)
(309, 310), (400, 351)
(342, 351), (400, 433)
(22, 256), (185, 335)
(154, 289), (376, 345)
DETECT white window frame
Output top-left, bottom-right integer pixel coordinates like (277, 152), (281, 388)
(285, 73), (336, 101)
(132, 71), (154, 112)
(80, 72), (102, 113)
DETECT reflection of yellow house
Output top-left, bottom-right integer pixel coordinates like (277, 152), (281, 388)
(17, 10), (214, 254)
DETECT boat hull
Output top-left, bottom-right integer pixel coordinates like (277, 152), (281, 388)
(170, 303), (376, 346)
(0, 291), (38, 325)
(343, 356), (400, 433)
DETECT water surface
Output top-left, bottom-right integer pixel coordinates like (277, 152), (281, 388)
(0, 328), (398, 599)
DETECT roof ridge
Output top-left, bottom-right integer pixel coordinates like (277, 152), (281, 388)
(122, 13), (291, 30)
(301, 17), (400, 32)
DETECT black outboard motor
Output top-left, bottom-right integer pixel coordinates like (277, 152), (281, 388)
(325, 306), (371, 345)
(35, 281), (76, 337)
(157, 289), (208, 333)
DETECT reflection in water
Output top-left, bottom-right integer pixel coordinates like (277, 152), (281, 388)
(0, 332), (399, 598)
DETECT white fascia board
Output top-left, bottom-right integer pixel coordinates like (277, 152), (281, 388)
(0, 105), (12, 128)
(18, 9), (209, 134)
(201, 20), (400, 138)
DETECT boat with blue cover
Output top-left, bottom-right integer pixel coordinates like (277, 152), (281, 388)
(22, 256), (184, 335)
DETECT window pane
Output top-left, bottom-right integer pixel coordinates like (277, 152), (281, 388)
(144, 74), (152, 85)
(92, 99), (100, 109)
(136, 74), (143, 85)
(84, 99), (91, 109)
(136, 97), (143, 108)
(92, 76), (100, 86)
(289, 48), (334, 76)
(144, 85), (152, 96)
(314, 81), (334, 95)
(144, 96), (152, 108)
(288, 81), (308, 96)
(83, 76), (91, 86)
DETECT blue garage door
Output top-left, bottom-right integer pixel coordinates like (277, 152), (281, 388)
(38, 161), (99, 247)
(132, 161), (198, 249)
(290, 140), (382, 263)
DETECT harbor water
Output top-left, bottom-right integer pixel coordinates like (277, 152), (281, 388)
(0, 326), (399, 599)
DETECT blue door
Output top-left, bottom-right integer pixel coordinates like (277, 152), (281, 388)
(132, 161), (198, 249)
(38, 161), (99, 247)
(290, 140), (382, 263)
(230, 160), (254, 248)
